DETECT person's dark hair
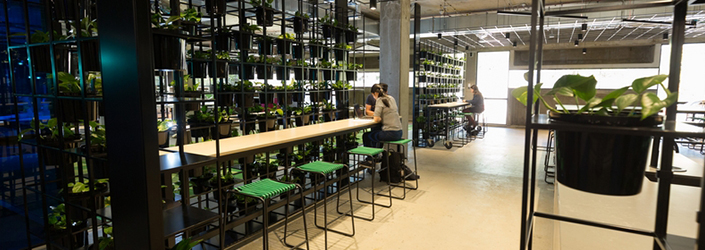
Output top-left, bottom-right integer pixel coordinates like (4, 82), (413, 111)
(470, 85), (482, 96)
(370, 84), (380, 93)
(379, 83), (388, 93)
(372, 84), (390, 108)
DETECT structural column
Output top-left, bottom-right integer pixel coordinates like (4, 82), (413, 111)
(380, 0), (411, 135)
(463, 51), (477, 99)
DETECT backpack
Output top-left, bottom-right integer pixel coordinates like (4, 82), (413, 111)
(379, 150), (403, 183)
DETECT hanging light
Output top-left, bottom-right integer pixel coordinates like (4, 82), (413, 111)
(582, 48), (587, 54)
(370, 0), (377, 10)
(578, 34), (583, 40)
(454, 39), (458, 45)
(513, 41), (517, 47)
(465, 45), (469, 50)
(505, 33), (510, 39)
(581, 23), (588, 32)
(574, 40), (579, 46)
(438, 33), (442, 39)
(663, 33), (669, 40)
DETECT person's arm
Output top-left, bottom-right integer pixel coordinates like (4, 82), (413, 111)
(373, 98), (383, 123)
(365, 104), (374, 116)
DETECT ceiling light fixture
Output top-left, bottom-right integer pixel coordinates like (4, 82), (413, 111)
(574, 40), (579, 46)
(465, 45), (469, 50)
(513, 41), (517, 47)
(505, 33), (510, 39)
(582, 48), (587, 54)
(663, 33), (669, 40)
(581, 23), (588, 32)
(578, 34), (583, 40)
(438, 33), (442, 39)
(454, 39), (458, 45)
(370, 0), (377, 10)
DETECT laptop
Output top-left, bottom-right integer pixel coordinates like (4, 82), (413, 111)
(354, 104), (373, 119)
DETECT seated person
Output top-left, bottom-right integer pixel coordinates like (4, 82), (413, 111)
(463, 85), (485, 132)
(365, 84), (380, 117)
(363, 84), (402, 148)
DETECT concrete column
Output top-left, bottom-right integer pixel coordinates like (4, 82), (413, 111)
(379, 0), (410, 135)
(463, 51), (477, 99)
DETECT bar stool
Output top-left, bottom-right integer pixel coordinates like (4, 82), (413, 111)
(292, 161), (355, 250)
(346, 146), (392, 221)
(225, 179), (309, 250)
(380, 139), (419, 200)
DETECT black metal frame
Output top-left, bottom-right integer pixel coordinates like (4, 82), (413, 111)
(345, 150), (392, 221)
(379, 139), (419, 200)
(519, 1), (705, 250)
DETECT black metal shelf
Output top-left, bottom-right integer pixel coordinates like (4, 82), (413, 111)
(163, 205), (220, 238)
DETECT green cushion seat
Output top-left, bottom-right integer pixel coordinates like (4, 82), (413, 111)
(461, 113), (474, 116)
(383, 139), (413, 145)
(297, 161), (345, 174)
(234, 179), (296, 200)
(347, 147), (384, 156)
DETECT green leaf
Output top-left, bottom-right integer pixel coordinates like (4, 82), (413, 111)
(510, 86), (531, 105)
(614, 94), (638, 114)
(104, 227), (113, 235)
(632, 74), (668, 94)
(546, 87), (574, 97)
(72, 182), (86, 193)
(641, 92), (678, 120)
(552, 75), (597, 101)
(577, 97), (603, 113)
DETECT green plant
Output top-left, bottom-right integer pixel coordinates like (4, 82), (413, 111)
(319, 14), (333, 25)
(319, 100), (335, 110)
(88, 121), (107, 149)
(511, 74), (676, 120)
(189, 106), (216, 123)
(335, 43), (352, 50)
(258, 82), (274, 91)
(242, 23), (261, 33)
(152, 8), (201, 29)
(318, 59), (333, 69)
(235, 80), (255, 91)
(98, 227), (114, 250)
(19, 118), (75, 141)
(57, 72), (81, 94)
(48, 204), (82, 230)
(416, 115), (426, 124)
(69, 17), (98, 38)
(216, 51), (230, 60)
(278, 33), (295, 41)
(274, 80), (296, 91)
(157, 120), (174, 132)
(191, 50), (211, 60)
(171, 237), (202, 250)
(331, 80), (351, 90)
(250, 0), (274, 8)
(66, 178), (109, 194)
(294, 11), (310, 19)
(88, 72), (102, 95)
(347, 24), (358, 33)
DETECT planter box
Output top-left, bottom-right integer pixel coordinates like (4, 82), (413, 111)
(214, 31), (232, 51)
(551, 112), (662, 195)
(189, 60), (208, 78)
(209, 60), (228, 78)
(256, 65), (273, 79)
(293, 17), (309, 33)
(275, 66), (290, 80)
(153, 32), (185, 70)
(234, 31), (252, 50)
(256, 7), (274, 26)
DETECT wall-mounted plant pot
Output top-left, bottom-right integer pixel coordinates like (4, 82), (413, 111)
(258, 118), (277, 131)
(214, 31), (232, 51)
(80, 40), (101, 72)
(322, 110), (334, 122)
(276, 39), (292, 54)
(153, 32), (186, 70)
(322, 48), (331, 61)
(236, 93), (254, 108)
(322, 69), (333, 81)
(551, 112), (662, 196)
(256, 7), (274, 26)
(418, 76), (427, 82)
(276, 92), (293, 105)
(294, 68), (305, 80)
(211, 122), (232, 139)
(419, 51), (427, 59)
(335, 90), (349, 108)
(234, 31), (252, 50)
(48, 222), (86, 249)
(56, 98), (98, 123)
(322, 25), (335, 38)
(182, 91), (202, 111)
(310, 91), (330, 104)
(334, 50), (347, 62)
(242, 65), (255, 80)
(188, 123), (212, 139)
(308, 69), (319, 81)
(257, 39), (273, 55)
(345, 30), (357, 43)
(218, 93), (234, 107)
(51, 0), (77, 20)
(31, 44), (70, 73)
(295, 114), (311, 126)
(41, 137), (80, 166)
(209, 60), (228, 78)
(256, 65), (273, 79)
(275, 66), (290, 80)
(189, 60), (208, 78)
(309, 45), (322, 58)
(205, 0), (227, 15)
(158, 130), (169, 146)
(293, 17), (309, 33)
(345, 71), (356, 80)
(190, 173), (214, 194)
(292, 44), (303, 59)
(292, 92), (304, 103)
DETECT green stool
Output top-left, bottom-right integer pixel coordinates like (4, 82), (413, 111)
(381, 139), (419, 200)
(293, 161), (355, 249)
(346, 146), (392, 221)
(225, 179), (309, 250)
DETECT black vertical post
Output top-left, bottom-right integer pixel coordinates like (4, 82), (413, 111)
(98, 1), (163, 249)
(653, 1), (686, 249)
(412, 3), (420, 147)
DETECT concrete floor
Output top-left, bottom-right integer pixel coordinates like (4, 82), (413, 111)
(242, 127), (557, 250)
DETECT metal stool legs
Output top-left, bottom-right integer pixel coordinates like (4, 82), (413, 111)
(348, 152), (392, 221)
(378, 141), (419, 200)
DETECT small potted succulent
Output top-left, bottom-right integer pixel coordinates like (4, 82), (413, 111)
(511, 74), (676, 196)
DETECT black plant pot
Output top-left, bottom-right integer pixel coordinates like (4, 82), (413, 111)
(153, 32), (185, 70)
(234, 31), (252, 50)
(276, 39), (292, 54)
(551, 112), (662, 196)
(80, 40), (100, 72)
(309, 45), (321, 58)
(308, 69), (319, 81)
(218, 93), (234, 107)
(31, 44), (70, 73)
(189, 123), (212, 139)
(322, 25), (335, 39)
(205, 0), (227, 15)
(292, 44), (303, 59)
(345, 71), (356, 81)
(242, 65), (255, 80)
(259, 92), (275, 104)
(209, 60), (228, 78)
(418, 76), (427, 82)
(276, 92), (293, 105)
(419, 51), (427, 59)
(293, 17), (309, 33)
(57, 98), (97, 123)
(275, 67), (290, 80)
(182, 91), (201, 111)
(322, 69), (333, 81)
(51, 0), (77, 20)
(256, 65), (273, 79)
(214, 31), (232, 51)
(334, 50), (347, 62)
(258, 39), (273, 55)
(293, 68), (305, 80)
(189, 60), (208, 78)
(345, 30), (357, 43)
(310, 91), (330, 104)
(292, 92), (304, 103)
(258, 119), (277, 131)
(256, 7), (274, 26)
(236, 93), (255, 108)
(335, 90), (349, 108)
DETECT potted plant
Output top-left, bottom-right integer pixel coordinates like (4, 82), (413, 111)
(255, 56), (274, 79)
(331, 80), (351, 108)
(157, 119), (174, 146)
(258, 82), (276, 104)
(151, 9), (200, 70)
(187, 106), (216, 139)
(64, 178), (110, 198)
(47, 203), (86, 249)
(211, 51), (229, 78)
(319, 59), (334, 81)
(210, 170), (235, 200)
(319, 14), (336, 39)
(84, 121), (109, 177)
(55, 72), (98, 122)
(293, 60), (308, 80)
(309, 39), (323, 58)
(274, 58), (290, 81)
(256, 36), (274, 55)
(235, 23), (259, 50)
(218, 83), (236, 107)
(333, 43), (350, 62)
(251, 0), (274, 26)
(235, 80), (256, 107)
(188, 50), (209, 78)
(309, 81), (330, 104)
(274, 80), (296, 105)
(276, 33), (295, 54)
(319, 100), (336, 122)
(234, 194), (258, 216)
(292, 104), (313, 126)
(293, 11), (310, 33)
(345, 24), (358, 43)
(321, 140), (336, 162)
(346, 63), (361, 80)
(179, 76), (202, 111)
(511, 74), (676, 196)
(19, 118), (80, 166)
(211, 108), (232, 139)
(96, 227), (114, 250)
(205, 0), (227, 15)
(257, 105), (283, 131)
(257, 157), (279, 179)
(189, 167), (215, 194)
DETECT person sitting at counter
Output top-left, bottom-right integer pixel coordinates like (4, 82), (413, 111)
(463, 85), (485, 132)
(363, 84), (402, 147)
(365, 84), (380, 117)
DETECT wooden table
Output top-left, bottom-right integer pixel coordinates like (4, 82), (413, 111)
(162, 118), (379, 160)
